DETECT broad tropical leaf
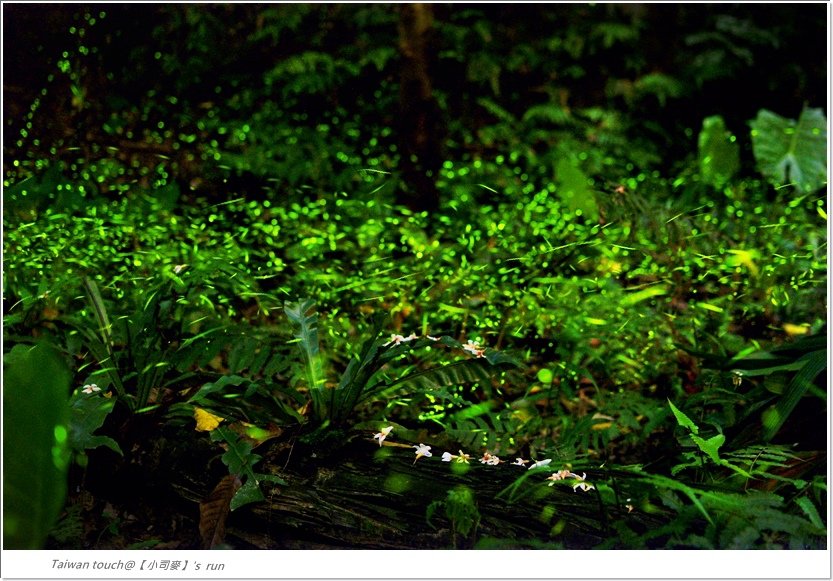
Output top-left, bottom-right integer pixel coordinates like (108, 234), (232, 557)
(3, 343), (71, 548)
(761, 348), (826, 441)
(750, 107), (827, 193)
(68, 392), (122, 455)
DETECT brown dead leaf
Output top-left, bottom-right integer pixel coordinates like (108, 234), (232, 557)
(199, 475), (241, 549)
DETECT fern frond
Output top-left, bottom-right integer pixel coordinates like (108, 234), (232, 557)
(284, 299), (327, 420)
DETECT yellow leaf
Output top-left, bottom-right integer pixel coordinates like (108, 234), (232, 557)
(194, 407), (225, 432)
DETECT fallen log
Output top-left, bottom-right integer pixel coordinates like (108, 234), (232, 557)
(206, 437), (619, 549)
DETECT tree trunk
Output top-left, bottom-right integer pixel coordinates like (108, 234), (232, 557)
(396, 3), (443, 214)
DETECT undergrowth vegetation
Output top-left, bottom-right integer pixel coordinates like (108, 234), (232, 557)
(3, 4), (827, 550)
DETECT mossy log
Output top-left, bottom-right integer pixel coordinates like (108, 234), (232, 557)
(183, 437), (624, 549)
(80, 423), (658, 550)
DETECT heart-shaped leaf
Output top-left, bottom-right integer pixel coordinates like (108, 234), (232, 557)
(750, 107), (827, 193)
(68, 392), (122, 455)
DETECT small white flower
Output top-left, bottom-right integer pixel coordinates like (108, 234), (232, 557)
(571, 472), (595, 493)
(413, 443), (432, 464)
(455, 450), (471, 464)
(462, 340), (486, 358)
(383, 333), (419, 347)
(527, 458), (552, 470)
(82, 384), (101, 394)
(426, 335), (440, 341)
(442, 451), (454, 462)
(373, 426), (393, 446)
(546, 470), (574, 486)
(173, 264), (188, 274)
(480, 452), (501, 465)
(513, 458), (529, 467)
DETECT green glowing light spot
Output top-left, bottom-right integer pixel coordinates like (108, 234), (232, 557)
(450, 462), (471, 476)
(551, 518), (567, 536)
(383, 473), (411, 494)
(53, 425), (68, 444)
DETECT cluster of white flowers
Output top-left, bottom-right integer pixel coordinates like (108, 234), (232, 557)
(371, 425), (595, 493)
(546, 470), (595, 492)
(478, 452), (500, 465)
(382, 333), (486, 359)
(461, 340), (485, 358)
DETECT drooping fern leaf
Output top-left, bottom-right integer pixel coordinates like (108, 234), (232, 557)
(209, 426), (286, 511)
(370, 359), (493, 399)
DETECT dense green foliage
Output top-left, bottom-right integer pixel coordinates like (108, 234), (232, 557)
(3, 4), (827, 550)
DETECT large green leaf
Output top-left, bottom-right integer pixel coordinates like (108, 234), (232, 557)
(750, 107), (827, 193)
(189, 374), (251, 402)
(555, 158), (599, 220)
(68, 392), (122, 456)
(230, 478), (265, 511)
(331, 316), (388, 424)
(761, 348), (826, 441)
(3, 343), (71, 548)
(698, 115), (739, 188)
